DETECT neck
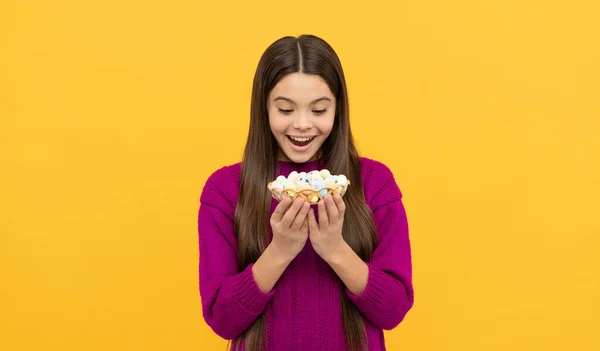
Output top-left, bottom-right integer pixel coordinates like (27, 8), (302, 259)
(278, 149), (323, 163)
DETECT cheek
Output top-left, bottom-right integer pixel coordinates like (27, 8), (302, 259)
(316, 115), (335, 135)
(269, 117), (287, 134)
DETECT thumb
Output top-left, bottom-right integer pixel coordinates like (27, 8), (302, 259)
(308, 208), (318, 233)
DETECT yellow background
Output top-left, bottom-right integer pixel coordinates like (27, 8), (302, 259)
(1, 0), (599, 350)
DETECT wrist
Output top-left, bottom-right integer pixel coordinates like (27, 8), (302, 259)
(252, 242), (295, 293)
(266, 241), (296, 265)
(324, 240), (351, 266)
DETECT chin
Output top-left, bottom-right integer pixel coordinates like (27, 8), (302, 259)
(281, 148), (319, 163)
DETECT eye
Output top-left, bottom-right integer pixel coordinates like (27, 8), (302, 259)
(278, 108), (293, 115)
(313, 109), (327, 115)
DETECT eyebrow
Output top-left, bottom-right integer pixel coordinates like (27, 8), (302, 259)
(273, 96), (332, 104)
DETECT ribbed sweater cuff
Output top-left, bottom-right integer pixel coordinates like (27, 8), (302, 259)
(345, 263), (393, 309)
(231, 263), (275, 314)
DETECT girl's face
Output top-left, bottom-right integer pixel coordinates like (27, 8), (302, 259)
(267, 73), (336, 163)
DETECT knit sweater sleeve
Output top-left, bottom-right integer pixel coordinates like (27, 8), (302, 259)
(198, 167), (274, 340)
(345, 161), (414, 330)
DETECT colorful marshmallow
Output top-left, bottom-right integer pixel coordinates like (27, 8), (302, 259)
(267, 169), (351, 204)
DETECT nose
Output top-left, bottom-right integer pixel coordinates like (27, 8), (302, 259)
(293, 111), (312, 130)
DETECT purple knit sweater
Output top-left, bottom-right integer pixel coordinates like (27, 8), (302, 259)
(198, 157), (414, 350)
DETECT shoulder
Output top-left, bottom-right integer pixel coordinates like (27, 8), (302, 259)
(204, 161), (242, 187)
(359, 156), (403, 210)
(359, 157), (395, 182)
(199, 162), (242, 216)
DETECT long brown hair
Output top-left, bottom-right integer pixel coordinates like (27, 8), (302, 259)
(232, 34), (378, 351)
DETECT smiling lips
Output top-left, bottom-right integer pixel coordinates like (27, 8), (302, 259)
(288, 135), (316, 141)
(287, 135), (315, 149)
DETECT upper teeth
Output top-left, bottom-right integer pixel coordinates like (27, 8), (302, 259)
(291, 136), (313, 142)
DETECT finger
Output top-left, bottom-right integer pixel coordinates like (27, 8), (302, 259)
(300, 215), (308, 233)
(307, 208), (319, 233)
(325, 194), (339, 224)
(281, 197), (305, 227)
(333, 194), (345, 221)
(272, 196), (292, 223)
(318, 196), (328, 227)
(291, 202), (310, 230)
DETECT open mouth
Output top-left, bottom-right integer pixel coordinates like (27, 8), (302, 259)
(287, 135), (316, 147)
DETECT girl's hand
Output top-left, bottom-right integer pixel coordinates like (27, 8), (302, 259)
(270, 197), (310, 262)
(308, 194), (346, 263)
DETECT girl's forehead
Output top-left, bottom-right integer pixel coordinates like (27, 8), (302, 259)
(269, 73), (334, 101)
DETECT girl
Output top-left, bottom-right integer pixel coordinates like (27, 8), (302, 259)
(198, 34), (414, 351)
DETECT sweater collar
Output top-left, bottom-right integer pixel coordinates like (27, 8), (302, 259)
(277, 159), (325, 176)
